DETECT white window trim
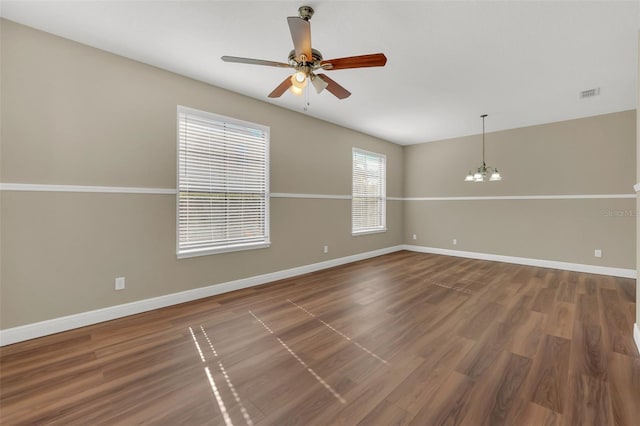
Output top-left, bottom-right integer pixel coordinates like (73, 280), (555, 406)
(352, 147), (387, 236)
(176, 105), (270, 258)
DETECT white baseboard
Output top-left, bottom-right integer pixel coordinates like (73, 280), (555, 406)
(0, 245), (403, 346)
(403, 245), (637, 279)
(634, 324), (640, 356)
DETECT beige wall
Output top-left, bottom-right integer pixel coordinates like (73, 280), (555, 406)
(0, 19), (636, 332)
(0, 20), (403, 328)
(404, 111), (636, 269)
(405, 111), (635, 198)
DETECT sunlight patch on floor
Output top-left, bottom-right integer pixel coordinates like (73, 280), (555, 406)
(189, 326), (233, 425)
(429, 281), (473, 294)
(287, 299), (388, 364)
(200, 325), (254, 426)
(248, 310), (347, 404)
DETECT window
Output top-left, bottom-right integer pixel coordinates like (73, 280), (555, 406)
(177, 106), (270, 258)
(352, 148), (386, 235)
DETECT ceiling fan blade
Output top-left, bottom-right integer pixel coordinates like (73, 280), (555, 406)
(320, 53), (387, 70)
(310, 74), (329, 94)
(287, 17), (312, 61)
(221, 56), (291, 68)
(268, 76), (293, 98)
(316, 74), (351, 99)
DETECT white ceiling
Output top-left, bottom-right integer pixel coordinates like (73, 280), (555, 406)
(1, 1), (638, 145)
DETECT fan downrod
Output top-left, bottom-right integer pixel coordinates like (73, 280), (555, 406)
(298, 6), (314, 21)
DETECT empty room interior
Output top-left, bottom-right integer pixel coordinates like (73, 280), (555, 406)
(1, 1), (639, 425)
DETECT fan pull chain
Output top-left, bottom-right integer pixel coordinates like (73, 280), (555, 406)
(304, 79), (310, 111)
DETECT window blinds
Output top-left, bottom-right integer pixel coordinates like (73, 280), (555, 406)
(352, 148), (386, 234)
(177, 107), (269, 257)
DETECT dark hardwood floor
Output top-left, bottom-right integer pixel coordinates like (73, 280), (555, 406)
(1, 251), (638, 425)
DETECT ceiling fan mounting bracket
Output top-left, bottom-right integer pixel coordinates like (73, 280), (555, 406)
(298, 6), (314, 21)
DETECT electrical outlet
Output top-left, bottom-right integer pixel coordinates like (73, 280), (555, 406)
(115, 277), (125, 290)
(594, 249), (602, 258)
(453, 239), (457, 245)
(323, 245), (328, 254)
(412, 234), (417, 240)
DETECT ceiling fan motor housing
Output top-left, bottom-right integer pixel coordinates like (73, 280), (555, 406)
(288, 48), (323, 69)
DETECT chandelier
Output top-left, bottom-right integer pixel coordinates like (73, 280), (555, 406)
(464, 114), (502, 182)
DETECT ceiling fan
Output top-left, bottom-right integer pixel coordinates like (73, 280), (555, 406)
(221, 6), (387, 99)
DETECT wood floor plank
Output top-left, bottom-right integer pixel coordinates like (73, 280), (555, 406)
(407, 371), (475, 426)
(504, 310), (545, 358)
(556, 272), (578, 304)
(1, 251), (637, 425)
(545, 301), (575, 339)
(386, 335), (475, 414)
(457, 301), (505, 340)
(317, 353), (424, 425)
(564, 373), (613, 426)
(501, 294), (535, 328)
(599, 288), (637, 356)
(512, 402), (562, 426)
(357, 399), (413, 425)
(614, 277), (636, 303)
(531, 287), (558, 314)
(529, 335), (571, 414)
(606, 352), (640, 426)
(571, 321), (608, 380)
(455, 323), (512, 380)
(459, 351), (532, 426)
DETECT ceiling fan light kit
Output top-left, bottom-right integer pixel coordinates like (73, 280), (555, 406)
(221, 6), (387, 100)
(290, 71), (308, 95)
(465, 114), (502, 183)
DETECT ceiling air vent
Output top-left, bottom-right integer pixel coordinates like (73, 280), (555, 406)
(579, 87), (600, 99)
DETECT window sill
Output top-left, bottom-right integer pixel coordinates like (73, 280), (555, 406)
(352, 228), (387, 237)
(177, 241), (271, 259)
